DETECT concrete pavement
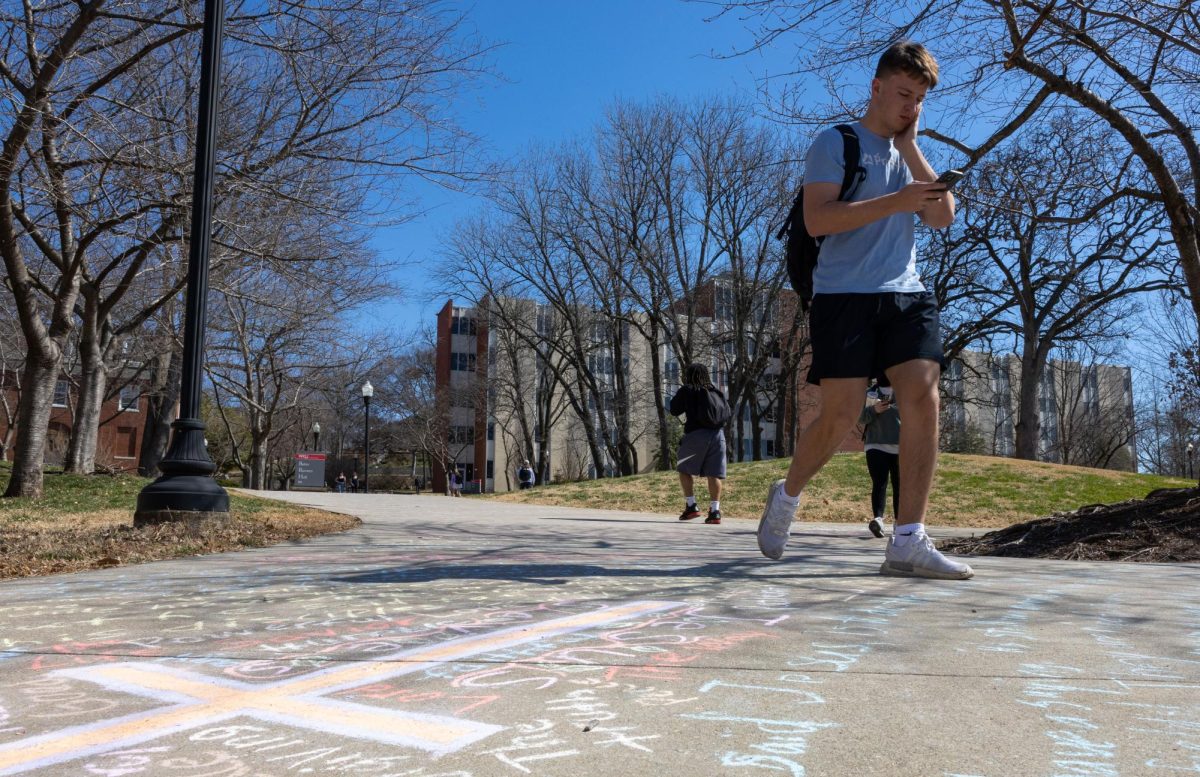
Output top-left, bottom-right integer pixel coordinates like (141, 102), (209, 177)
(1, 491), (1197, 776)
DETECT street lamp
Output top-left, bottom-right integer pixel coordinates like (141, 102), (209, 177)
(361, 381), (373, 493)
(135, 0), (229, 525)
(311, 421), (321, 452)
(1188, 442), (1194, 480)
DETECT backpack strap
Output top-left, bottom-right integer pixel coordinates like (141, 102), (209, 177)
(834, 124), (865, 202)
(775, 124), (864, 242)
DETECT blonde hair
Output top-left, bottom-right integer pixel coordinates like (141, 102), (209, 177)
(875, 41), (939, 88)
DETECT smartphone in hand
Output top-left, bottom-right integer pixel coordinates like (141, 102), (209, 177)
(935, 169), (965, 190)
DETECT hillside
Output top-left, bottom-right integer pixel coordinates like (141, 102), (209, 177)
(490, 452), (1192, 529)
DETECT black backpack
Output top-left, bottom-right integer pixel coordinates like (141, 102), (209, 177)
(695, 387), (732, 429)
(775, 124), (866, 312)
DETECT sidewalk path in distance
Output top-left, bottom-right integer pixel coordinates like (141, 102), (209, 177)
(0, 491), (1196, 776)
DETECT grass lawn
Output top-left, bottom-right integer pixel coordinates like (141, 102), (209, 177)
(0, 463), (357, 578)
(490, 452), (1193, 529)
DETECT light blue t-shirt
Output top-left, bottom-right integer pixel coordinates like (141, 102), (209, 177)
(803, 122), (924, 294)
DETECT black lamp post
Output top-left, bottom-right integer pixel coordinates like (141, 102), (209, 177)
(361, 381), (373, 493)
(311, 422), (321, 452)
(1188, 442), (1194, 480)
(135, 0), (229, 525)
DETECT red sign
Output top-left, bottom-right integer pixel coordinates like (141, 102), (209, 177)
(295, 453), (326, 461)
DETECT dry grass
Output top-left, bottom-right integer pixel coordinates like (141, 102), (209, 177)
(491, 452), (1192, 529)
(0, 470), (359, 579)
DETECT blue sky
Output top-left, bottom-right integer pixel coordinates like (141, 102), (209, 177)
(370, 0), (802, 333)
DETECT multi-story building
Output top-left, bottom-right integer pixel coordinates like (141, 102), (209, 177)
(942, 351), (1136, 471)
(433, 283), (860, 493)
(435, 291), (1139, 492)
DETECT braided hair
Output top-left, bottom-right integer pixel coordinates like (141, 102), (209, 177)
(683, 362), (714, 390)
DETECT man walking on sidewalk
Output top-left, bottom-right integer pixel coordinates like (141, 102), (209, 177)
(757, 41), (973, 579)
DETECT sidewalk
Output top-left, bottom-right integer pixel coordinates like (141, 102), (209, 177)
(0, 491), (1196, 776)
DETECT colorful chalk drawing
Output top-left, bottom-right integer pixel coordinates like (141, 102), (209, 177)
(3, 505), (1200, 776)
(0, 601), (682, 775)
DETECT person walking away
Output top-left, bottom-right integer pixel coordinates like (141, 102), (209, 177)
(517, 460), (535, 490)
(669, 363), (730, 525)
(755, 41), (973, 579)
(350, 471), (359, 493)
(335, 471), (346, 493)
(860, 384), (900, 538)
(449, 469), (462, 497)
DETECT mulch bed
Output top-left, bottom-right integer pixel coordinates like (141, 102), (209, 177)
(940, 487), (1200, 562)
(0, 510), (360, 579)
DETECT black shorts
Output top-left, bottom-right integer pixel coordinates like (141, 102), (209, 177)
(806, 292), (945, 386)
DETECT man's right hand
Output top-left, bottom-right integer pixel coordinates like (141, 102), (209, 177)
(893, 181), (947, 213)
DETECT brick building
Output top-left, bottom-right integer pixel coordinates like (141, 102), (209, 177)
(1, 375), (146, 470)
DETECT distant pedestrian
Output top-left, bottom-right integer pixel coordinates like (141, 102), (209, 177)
(414, 476), (423, 493)
(448, 469), (463, 497)
(860, 384), (900, 539)
(517, 460), (535, 490)
(335, 471), (347, 493)
(350, 471), (359, 493)
(669, 363), (731, 525)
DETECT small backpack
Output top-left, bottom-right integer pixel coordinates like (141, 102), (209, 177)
(695, 387), (732, 429)
(775, 124), (866, 312)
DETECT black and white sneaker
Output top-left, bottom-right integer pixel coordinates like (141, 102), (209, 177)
(868, 517), (885, 538)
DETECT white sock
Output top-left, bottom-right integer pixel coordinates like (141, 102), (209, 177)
(710, 501), (720, 512)
(893, 522), (925, 544)
(686, 496), (696, 508)
(779, 487), (801, 506)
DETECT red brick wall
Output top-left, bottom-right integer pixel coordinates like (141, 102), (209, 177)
(1, 384), (146, 470)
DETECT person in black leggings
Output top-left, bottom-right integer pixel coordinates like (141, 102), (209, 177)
(859, 385), (900, 538)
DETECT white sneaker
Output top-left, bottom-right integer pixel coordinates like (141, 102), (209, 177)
(757, 479), (797, 560)
(880, 534), (974, 579)
(868, 517), (885, 538)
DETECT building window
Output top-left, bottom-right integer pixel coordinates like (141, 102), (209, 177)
(118, 385), (139, 412)
(766, 439), (775, 458)
(449, 425), (474, 444)
(450, 352), (476, 372)
(536, 305), (552, 337)
(451, 315), (477, 336)
(487, 422), (495, 441)
(486, 460), (494, 480)
(53, 380), (69, 407)
(715, 284), (734, 321)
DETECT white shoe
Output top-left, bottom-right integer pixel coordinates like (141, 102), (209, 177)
(757, 479), (797, 560)
(880, 533), (974, 579)
(868, 517), (885, 538)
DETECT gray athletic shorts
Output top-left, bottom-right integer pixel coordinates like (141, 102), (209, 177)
(676, 428), (727, 479)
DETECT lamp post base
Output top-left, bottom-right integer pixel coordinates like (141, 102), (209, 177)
(135, 475), (231, 527)
(134, 418), (230, 527)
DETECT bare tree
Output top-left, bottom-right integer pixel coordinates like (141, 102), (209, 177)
(951, 119), (1172, 459)
(1, 0), (492, 497)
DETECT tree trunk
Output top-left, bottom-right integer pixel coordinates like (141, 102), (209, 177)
(1013, 345), (1046, 461)
(64, 296), (106, 474)
(251, 440), (267, 490)
(751, 402), (763, 461)
(4, 357), (58, 498)
(647, 327), (671, 470)
(139, 344), (182, 477)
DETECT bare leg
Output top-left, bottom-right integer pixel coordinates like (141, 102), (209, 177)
(884, 359), (940, 524)
(783, 377), (870, 497)
(707, 477), (722, 502)
(679, 473), (694, 499)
